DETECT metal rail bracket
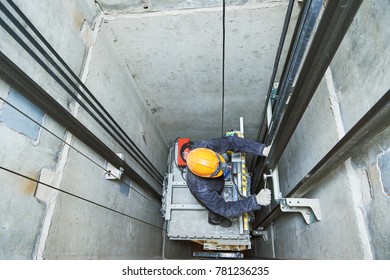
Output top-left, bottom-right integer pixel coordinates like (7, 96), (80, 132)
(104, 153), (124, 180)
(264, 168), (322, 225)
(252, 227), (268, 241)
(280, 198), (322, 224)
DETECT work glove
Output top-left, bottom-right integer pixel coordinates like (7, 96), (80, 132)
(256, 188), (271, 206)
(262, 145), (271, 157)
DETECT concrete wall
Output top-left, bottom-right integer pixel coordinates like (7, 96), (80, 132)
(255, 0), (390, 260)
(0, 0), (168, 259)
(81, 22), (169, 182)
(2, 0), (387, 260)
(100, 1), (293, 143)
(0, 0), (98, 259)
(96, 0), (263, 14)
(41, 145), (164, 259)
(41, 11), (170, 259)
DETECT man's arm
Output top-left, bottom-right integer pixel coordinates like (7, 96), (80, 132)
(192, 136), (267, 155)
(192, 187), (261, 218)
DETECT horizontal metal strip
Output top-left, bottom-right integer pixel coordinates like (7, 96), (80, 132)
(257, 89), (390, 228)
(0, 51), (162, 198)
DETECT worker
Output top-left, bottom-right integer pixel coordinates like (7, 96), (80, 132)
(185, 135), (271, 227)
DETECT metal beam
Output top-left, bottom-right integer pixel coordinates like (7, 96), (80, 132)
(257, 89), (390, 228)
(290, 90), (390, 198)
(0, 0), (164, 185)
(266, 0), (322, 147)
(0, 51), (162, 198)
(252, 0), (363, 193)
(255, 0), (296, 144)
(266, 0), (363, 169)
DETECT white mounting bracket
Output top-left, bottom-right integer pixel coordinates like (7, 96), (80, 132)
(104, 153), (124, 180)
(264, 167), (322, 224)
(252, 227), (268, 241)
(279, 197), (322, 224)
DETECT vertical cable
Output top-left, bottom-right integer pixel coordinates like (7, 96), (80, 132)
(221, 0), (226, 136)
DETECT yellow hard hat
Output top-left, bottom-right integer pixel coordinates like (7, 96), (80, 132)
(186, 148), (226, 178)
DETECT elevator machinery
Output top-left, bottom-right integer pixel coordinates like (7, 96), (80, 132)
(161, 119), (265, 253)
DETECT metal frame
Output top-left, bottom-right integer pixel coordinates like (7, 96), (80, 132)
(162, 124), (254, 251)
(162, 154), (252, 249)
(193, 251), (244, 259)
(280, 198), (322, 224)
(264, 166), (322, 225)
(252, 227), (268, 242)
(104, 153), (124, 180)
(252, 0), (364, 229)
(252, 0), (363, 192)
(266, 0), (363, 170)
(257, 89), (390, 228)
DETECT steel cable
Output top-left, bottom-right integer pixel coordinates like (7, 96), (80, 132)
(0, 1), (163, 185)
(0, 165), (165, 231)
(0, 96), (160, 206)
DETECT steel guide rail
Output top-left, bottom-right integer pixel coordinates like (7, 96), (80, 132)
(253, 0), (364, 227)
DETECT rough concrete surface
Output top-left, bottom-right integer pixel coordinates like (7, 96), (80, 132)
(278, 78), (341, 195)
(43, 140), (164, 259)
(330, 0), (390, 132)
(271, 167), (369, 259)
(82, 24), (169, 179)
(271, 0), (390, 259)
(357, 126), (390, 259)
(0, 89), (44, 141)
(1, 0), (389, 260)
(0, 0), (97, 110)
(96, 0), (276, 14)
(0, 80), (66, 259)
(103, 1), (293, 142)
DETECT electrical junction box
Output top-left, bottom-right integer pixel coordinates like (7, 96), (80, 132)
(177, 137), (190, 167)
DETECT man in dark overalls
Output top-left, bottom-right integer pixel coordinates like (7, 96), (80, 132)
(185, 136), (271, 227)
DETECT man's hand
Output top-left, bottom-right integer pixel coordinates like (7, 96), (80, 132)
(262, 145), (271, 157)
(256, 188), (271, 206)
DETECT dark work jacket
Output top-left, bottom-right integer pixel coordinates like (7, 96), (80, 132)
(186, 136), (265, 218)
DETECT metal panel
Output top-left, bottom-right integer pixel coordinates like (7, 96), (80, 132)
(162, 142), (253, 251)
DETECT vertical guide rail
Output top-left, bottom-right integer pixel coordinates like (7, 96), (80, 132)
(253, 0), (364, 228)
(251, 0), (323, 193)
(252, 0), (363, 192)
(265, 0), (363, 169)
